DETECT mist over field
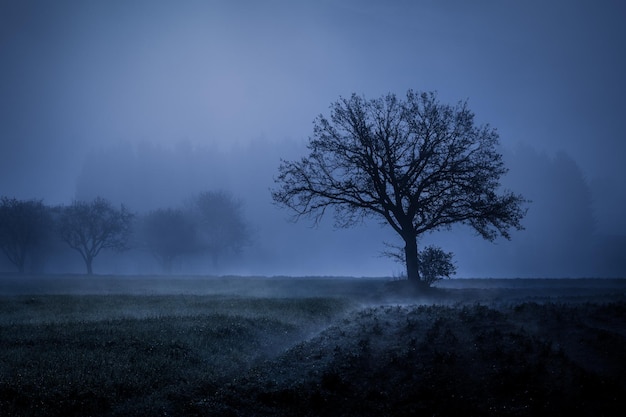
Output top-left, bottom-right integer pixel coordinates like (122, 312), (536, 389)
(2, 5), (626, 415)
(1, 0), (625, 279)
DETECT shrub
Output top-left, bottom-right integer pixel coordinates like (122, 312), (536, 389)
(419, 245), (456, 286)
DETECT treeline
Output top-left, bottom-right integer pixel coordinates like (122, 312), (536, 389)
(0, 191), (249, 275)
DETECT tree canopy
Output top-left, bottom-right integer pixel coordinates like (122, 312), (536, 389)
(272, 90), (527, 284)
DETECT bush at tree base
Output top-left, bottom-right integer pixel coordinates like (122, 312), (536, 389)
(419, 245), (456, 286)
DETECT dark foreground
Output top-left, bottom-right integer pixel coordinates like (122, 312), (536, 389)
(0, 275), (625, 416)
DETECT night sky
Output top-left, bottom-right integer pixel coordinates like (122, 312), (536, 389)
(1, 0), (625, 277)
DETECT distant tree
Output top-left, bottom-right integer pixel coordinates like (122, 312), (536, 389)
(191, 191), (250, 266)
(139, 208), (197, 273)
(272, 90), (527, 287)
(58, 197), (133, 274)
(0, 197), (50, 273)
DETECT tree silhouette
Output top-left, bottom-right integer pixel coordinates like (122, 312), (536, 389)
(272, 90), (527, 285)
(419, 245), (456, 286)
(191, 191), (250, 267)
(58, 197), (133, 274)
(139, 208), (197, 273)
(0, 197), (50, 273)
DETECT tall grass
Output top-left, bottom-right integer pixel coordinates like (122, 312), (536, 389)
(0, 295), (354, 416)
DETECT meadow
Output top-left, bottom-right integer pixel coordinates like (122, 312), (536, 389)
(1, 275), (625, 416)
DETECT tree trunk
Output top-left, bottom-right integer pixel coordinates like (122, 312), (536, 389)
(403, 234), (420, 282)
(85, 257), (93, 275)
(18, 247), (26, 274)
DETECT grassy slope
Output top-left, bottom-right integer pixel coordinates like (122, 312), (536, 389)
(0, 276), (625, 416)
(213, 302), (626, 417)
(0, 295), (354, 416)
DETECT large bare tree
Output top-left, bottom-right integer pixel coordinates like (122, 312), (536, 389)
(58, 197), (133, 274)
(272, 90), (527, 285)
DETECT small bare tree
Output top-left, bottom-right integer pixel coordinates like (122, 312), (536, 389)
(58, 197), (133, 274)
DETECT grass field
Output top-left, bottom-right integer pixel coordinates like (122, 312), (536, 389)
(1, 275), (625, 416)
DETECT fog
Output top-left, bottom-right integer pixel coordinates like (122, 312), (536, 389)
(1, 0), (625, 278)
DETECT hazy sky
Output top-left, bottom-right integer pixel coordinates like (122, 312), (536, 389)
(1, 0), (625, 277)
